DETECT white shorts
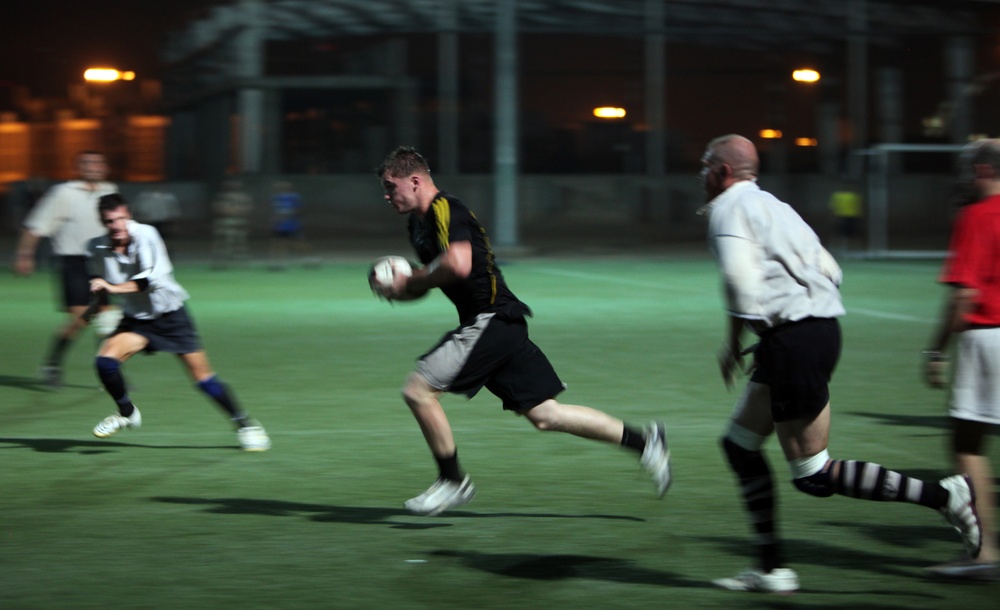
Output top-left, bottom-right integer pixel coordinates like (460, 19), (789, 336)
(950, 327), (1000, 425)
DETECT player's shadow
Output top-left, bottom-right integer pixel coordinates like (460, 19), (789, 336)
(700, 531), (951, 599)
(151, 496), (643, 531)
(426, 549), (705, 589)
(848, 410), (950, 432)
(0, 374), (88, 393)
(0, 437), (234, 454)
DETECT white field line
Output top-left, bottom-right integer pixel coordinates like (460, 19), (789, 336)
(848, 307), (931, 324)
(535, 267), (931, 323)
(534, 267), (706, 293)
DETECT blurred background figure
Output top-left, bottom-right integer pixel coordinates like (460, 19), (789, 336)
(211, 179), (253, 268)
(268, 180), (314, 269)
(133, 186), (181, 239)
(829, 178), (863, 255)
(12, 151), (119, 387)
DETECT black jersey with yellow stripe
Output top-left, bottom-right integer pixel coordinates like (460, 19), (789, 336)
(408, 192), (531, 324)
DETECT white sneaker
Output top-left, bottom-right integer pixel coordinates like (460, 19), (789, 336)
(640, 421), (672, 497)
(713, 567), (799, 593)
(238, 425), (271, 451)
(93, 408), (142, 438)
(939, 474), (982, 559)
(404, 476), (476, 516)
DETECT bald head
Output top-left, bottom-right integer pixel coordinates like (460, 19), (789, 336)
(706, 134), (759, 180)
(700, 134), (759, 201)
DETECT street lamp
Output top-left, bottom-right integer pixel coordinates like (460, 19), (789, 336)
(792, 68), (821, 83)
(593, 107), (626, 119)
(83, 68), (136, 83)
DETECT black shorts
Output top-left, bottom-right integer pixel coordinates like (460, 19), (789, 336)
(417, 314), (565, 412)
(749, 317), (841, 422)
(55, 255), (92, 308)
(115, 307), (203, 355)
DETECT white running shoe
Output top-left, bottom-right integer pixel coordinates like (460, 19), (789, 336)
(713, 567), (799, 593)
(939, 474), (982, 559)
(404, 476), (476, 516)
(93, 408), (142, 438)
(640, 421), (672, 497)
(238, 425), (271, 451)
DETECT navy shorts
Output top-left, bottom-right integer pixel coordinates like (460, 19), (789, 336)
(417, 314), (565, 412)
(749, 317), (841, 422)
(115, 307), (203, 355)
(56, 255), (92, 308)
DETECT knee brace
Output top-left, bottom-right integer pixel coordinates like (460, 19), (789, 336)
(790, 450), (834, 497)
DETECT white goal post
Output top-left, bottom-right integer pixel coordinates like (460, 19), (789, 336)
(859, 143), (964, 258)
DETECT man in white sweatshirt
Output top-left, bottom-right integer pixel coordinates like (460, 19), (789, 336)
(701, 134), (980, 593)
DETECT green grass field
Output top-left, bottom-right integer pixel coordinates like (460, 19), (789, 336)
(1, 254), (997, 608)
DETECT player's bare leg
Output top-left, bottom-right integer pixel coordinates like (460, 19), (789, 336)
(401, 372), (474, 515)
(402, 372), (456, 457)
(522, 399), (623, 441)
(774, 403), (831, 461)
(523, 399), (672, 496)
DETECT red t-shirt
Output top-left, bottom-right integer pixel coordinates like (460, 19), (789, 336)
(941, 194), (1000, 325)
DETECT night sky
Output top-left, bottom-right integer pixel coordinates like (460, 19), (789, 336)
(3, 0), (999, 160)
(1, 1), (218, 96)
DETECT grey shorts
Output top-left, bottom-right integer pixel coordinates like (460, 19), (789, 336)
(416, 313), (565, 412)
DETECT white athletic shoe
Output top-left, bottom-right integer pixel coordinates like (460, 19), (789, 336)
(713, 567), (799, 593)
(939, 474), (982, 559)
(238, 425), (271, 451)
(640, 421), (672, 497)
(404, 476), (476, 516)
(93, 408), (142, 438)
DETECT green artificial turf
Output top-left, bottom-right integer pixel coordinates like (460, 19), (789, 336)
(1, 256), (996, 608)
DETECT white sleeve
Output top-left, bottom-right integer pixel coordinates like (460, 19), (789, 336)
(22, 186), (62, 236)
(715, 234), (766, 319)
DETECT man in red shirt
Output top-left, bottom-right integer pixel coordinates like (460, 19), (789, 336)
(925, 138), (1000, 580)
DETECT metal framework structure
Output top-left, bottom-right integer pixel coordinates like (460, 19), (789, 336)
(162, 0), (989, 105)
(159, 0), (996, 245)
(165, 0), (982, 56)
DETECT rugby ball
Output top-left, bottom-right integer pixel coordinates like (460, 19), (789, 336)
(369, 255), (412, 293)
